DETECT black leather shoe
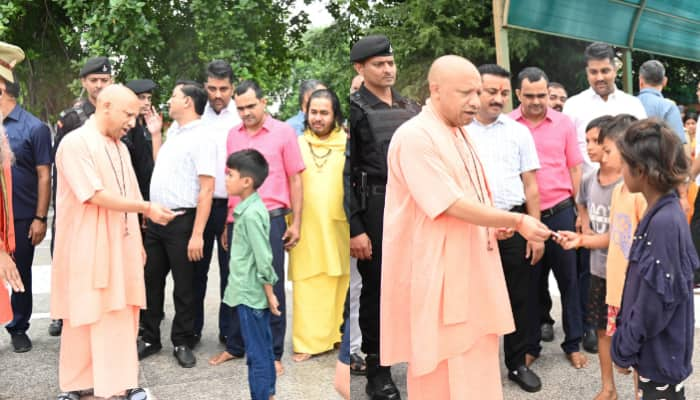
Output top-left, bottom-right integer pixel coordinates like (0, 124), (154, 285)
(541, 323), (554, 342)
(11, 332), (32, 353)
(137, 337), (162, 360)
(48, 319), (63, 337)
(173, 345), (196, 368)
(218, 334), (227, 344)
(365, 355), (400, 400)
(508, 365), (542, 393)
(583, 328), (598, 353)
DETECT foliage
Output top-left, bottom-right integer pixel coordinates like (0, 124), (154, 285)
(0, 0), (311, 122)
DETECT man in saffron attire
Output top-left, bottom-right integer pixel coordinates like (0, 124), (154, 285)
(51, 85), (175, 399)
(380, 55), (551, 399)
(288, 89), (349, 361)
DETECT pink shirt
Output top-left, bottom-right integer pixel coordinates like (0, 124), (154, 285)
(510, 107), (582, 210)
(381, 101), (514, 376)
(226, 115), (305, 221)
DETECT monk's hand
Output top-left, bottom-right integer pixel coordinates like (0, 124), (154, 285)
(495, 227), (515, 240)
(526, 240), (545, 265)
(146, 106), (163, 137)
(146, 202), (176, 225)
(350, 233), (372, 260)
(282, 225), (300, 250)
(614, 363), (632, 375)
(553, 230), (581, 250)
(188, 234), (204, 262)
(516, 214), (550, 243)
(28, 218), (47, 246)
(0, 251), (23, 292)
(220, 224), (230, 251)
(141, 246), (147, 266)
(267, 293), (281, 316)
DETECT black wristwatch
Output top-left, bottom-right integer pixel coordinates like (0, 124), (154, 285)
(34, 215), (47, 223)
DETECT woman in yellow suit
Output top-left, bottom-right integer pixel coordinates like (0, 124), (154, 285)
(289, 88), (350, 362)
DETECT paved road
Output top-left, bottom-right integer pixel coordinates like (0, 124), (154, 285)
(0, 224), (342, 400)
(351, 276), (700, 400)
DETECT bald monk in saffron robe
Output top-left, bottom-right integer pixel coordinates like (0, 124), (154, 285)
(380, 55), (552, 399)
(51, 85), (175, 399)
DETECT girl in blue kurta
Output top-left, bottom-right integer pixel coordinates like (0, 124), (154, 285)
(612, 120), (698, 400)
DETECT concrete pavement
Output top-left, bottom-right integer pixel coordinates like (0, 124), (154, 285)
(0, 226), (342, 400)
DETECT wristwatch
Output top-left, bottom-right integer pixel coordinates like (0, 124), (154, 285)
(34, 215), (47, 223)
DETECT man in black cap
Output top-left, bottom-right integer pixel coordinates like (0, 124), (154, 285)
(49, 56), (112, 337)
(123, 79), (162, 203)
(346, 34), (419, 400)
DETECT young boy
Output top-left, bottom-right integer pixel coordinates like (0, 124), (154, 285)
(220, 149), (280, 400)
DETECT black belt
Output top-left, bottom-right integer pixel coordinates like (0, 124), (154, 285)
(540, 197), (574, 219)
(269, 208), (290, 218)
(212, 198), (228, 207)
(368, 184), (385, 196)
(172, 207), (196, 216)
(509, 204), (526, 213)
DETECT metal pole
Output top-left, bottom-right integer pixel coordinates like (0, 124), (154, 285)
(493, 0), (513, 111)
(622, 48), (633, 94)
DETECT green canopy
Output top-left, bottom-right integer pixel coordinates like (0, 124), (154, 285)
(505, 0), (700, 62)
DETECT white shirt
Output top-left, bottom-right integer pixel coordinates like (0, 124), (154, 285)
(201, 101), (242, 198)
(563, 87), (647, 175)
(467, 114), (541, 210)
(150, 119), (216, 209)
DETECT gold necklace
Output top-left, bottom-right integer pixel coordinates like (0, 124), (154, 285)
(307, 141), (332, 171)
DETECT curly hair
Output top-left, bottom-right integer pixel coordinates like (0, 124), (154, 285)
(618, 119), (688, 193)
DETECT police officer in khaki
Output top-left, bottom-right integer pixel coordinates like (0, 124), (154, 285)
(49, 56), (113, 337)
(346, 35), (420, 400)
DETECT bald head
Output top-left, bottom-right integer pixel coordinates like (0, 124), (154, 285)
(95, 84), (141, 140)
(427, 55), (481, 127)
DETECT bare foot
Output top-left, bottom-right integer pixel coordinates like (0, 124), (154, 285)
(593, 388), (618, 400)
(208, 351), (240, 366)
(525, 353), (538, 367)
(292, 352), (312, 362)
(566, 351), (588, 369)
(275, 360), (284, 376)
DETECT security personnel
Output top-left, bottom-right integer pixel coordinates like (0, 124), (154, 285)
(123, 79), (161, 202)
(49, 56), (112, 337)
(346, 35), (419, 400)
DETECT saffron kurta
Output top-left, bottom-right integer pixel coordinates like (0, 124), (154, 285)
(0, 158), (15, 324)
(288, 128), (350, 354)
(381, 101), (514, 399)
(51, 117), (145, 397)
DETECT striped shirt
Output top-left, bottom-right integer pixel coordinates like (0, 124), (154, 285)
(150, 119), (216, 209)
(468, 114), (540, 210)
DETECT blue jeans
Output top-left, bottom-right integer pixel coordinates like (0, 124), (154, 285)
(237, 305), (276, 400)
(225, 214), (287, 359)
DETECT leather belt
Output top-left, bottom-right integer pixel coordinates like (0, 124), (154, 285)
(540, 197), (574, 219)
(509, 204), (526, 213)
(212, 198), (228, 207)
(172, 207), (196, 216)
(269, 208), (291, 218)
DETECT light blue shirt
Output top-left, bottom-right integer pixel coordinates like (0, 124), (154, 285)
(468, 114), (540, 211)
(285, 110), (305, 136)
(637, 88), (686, 143)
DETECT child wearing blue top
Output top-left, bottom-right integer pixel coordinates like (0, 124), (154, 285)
(221, 149), (280, 400)
(611, 120), (698, 400)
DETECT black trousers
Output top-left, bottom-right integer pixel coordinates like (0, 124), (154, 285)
(6, 219), (35, 335)
(141, 212), (196, 347)
(193, 199), (229, 337)
(356, 193), (385, 356)
(498, 232), (537, 371)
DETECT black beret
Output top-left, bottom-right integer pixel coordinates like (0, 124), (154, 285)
(350, 35), (393, 63)
(126, 79), (157, 94)
(79, 56), (111, 77)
